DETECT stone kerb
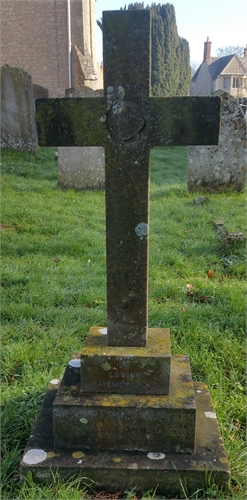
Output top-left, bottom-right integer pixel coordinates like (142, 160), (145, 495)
(0, 64), (37, 152)
(188, 90), (247, 192)
(57, 86), (105, 190)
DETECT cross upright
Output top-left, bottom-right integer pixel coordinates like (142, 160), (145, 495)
(36, 10), (221, 348)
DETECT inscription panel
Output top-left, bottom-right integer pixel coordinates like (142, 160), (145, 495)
(80, 327), (171, 395)
(54, 355), (196, 452)
(53, 404), (195, 452)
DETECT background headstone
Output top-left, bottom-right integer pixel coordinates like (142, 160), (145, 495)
(32, 84), (49, 100)
(0, 64), (37, 152)
(57, 86), (105, 190)
(188, 91), (246, 192)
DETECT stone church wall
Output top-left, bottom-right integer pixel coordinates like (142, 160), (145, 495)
(0, 0), (69, 97)
(0, 0), (102, 97)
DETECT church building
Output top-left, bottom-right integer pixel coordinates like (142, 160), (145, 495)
(0, 0), (103, 97)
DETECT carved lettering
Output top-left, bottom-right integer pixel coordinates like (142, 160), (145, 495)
(108, 371), (141, 379)
(98, 380), (131, 389)
(126, 426), (147, 434)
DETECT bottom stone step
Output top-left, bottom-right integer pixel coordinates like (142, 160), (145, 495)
(20, 382), (230, 497)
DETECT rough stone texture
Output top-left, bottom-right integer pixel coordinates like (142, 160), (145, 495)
(20, 382), (230, 496)
(53, 355), (196, 452)
(1, 65), (36, 152)
(22, 11), (230, 492)
(188, 91), (247, 192)
(35, 10), (221, 348)
(57, 86), (105, 190)
(80, 327), (171, 394)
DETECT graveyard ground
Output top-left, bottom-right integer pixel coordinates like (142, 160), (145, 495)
(1, 147), (246, 499)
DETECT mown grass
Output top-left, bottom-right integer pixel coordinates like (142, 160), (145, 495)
(1, 146), (246, 499)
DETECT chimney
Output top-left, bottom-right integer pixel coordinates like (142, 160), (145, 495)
(244, 45), (247, 57)
(203, 37), (212, 62)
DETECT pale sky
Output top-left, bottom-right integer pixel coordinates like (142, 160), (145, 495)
(96, 0), (247, 66)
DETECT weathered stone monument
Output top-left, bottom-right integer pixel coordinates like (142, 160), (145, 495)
(57, 86), (105, 190)
(0, 65), (37, 152)
(20, 11), (230, 496)
(188, 90), (247, 192)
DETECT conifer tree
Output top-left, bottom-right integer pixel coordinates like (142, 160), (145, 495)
(120, 2), (190, 96)
(177, 38), (191, 95)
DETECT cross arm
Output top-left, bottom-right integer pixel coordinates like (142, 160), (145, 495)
(147, 96), (221, 147)
(35, 98), (108, 147)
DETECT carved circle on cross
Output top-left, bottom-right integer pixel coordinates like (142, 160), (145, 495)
(106, 100), (145, 142)
(105, 86), (145, 142)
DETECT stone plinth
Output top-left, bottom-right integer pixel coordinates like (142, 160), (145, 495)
(20, 382), (230, 496)
(188, 91), (246, 192)
(80, 327), (171, 394)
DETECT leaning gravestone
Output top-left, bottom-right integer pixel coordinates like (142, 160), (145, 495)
(0, 65), (36, 152)
(188, 90), (247, 192)
(20, 10), (230, 497)
(57, 86), (105, 190)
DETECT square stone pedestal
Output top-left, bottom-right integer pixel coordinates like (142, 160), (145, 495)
(80, 327), (171, 394)
(20, 381), (230, 496)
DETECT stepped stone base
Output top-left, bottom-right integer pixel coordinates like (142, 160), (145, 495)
(20, 382), (230, 497)
(53, 355), (195, 452)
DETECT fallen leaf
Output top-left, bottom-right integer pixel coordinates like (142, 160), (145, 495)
(207, 270), (214, 278)
(233, 419), (242, 430)
(200, 295), (211, 302)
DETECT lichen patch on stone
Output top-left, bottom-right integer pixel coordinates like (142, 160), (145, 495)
(135, 222), (148, 238)
(80, 418), (88, 424)
(147, 452), (165, 460)
(101, 361), (112, 371)
(68, 359), (80, 368)
(72, 451), (85, 459)
(49, 379), (61, 386)
(99, 327), (107, 335)
(23, 448), (47, 465)
(204, 411), (216, 419)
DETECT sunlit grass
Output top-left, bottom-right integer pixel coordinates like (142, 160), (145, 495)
(1, 146), (246, 498)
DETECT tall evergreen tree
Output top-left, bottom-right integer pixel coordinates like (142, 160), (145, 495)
(177, 38), (191, 95)
(120, 2), (190, 96)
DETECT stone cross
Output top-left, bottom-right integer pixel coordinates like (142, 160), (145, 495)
(36, 10), (221, 348)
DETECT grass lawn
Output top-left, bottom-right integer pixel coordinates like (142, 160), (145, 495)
(1, 146), (246, 499)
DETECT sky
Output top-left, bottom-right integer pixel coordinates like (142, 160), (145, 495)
(95, 0), (247, 66)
